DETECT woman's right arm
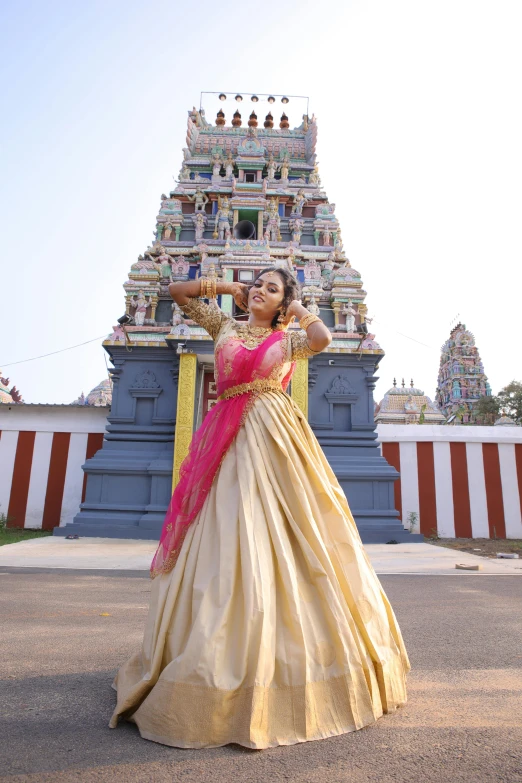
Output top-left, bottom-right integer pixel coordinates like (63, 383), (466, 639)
(168, 280), (249, 341)
(169, 280), (248, 309)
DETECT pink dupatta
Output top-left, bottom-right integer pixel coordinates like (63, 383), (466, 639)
(150, 329), (294, 578)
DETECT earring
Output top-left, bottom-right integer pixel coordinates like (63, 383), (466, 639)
(277, 309), (286, 324)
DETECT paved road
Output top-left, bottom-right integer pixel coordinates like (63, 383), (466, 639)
(1, 569), (521, 783)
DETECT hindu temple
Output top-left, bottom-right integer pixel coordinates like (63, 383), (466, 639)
(436, 323), (492, 423)
(56, 94), (421, 542)
(0, 371), (23, 405)
(375, 379), (446, 425)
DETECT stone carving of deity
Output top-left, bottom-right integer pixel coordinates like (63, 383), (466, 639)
(289, 217), (304, 243)
(163, 220), (175, 240)
(214, 196), (231, 240)
(322, 226), (332, 246)
(193, 212), (206, 242)
(171, 302), (184, 326)
(131, 290), (151, 326)
(267, 154), (277, 180)
(186, 186), (209, 212)
(212, 153), (223, 177)
(307, 295), (320, 316)
(264, 197), (281, 242)
(171, 256), (190, 279)
(225, 151), (234, 179)
(309, 162), (321, 186)
(279, 156), (290, 180)
(153, 246), (171, 265)
(341, 299), (357, 333)
(291, 189), (308, 216)
(179, 163), (191, 181)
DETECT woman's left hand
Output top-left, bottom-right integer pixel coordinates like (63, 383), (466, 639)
(285, 299), (307, 324)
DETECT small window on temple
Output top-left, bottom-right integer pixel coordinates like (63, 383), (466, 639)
(238, 270), (254, 282)
(245, 172), (256, 183)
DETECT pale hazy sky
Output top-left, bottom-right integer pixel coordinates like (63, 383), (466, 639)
(1, 0), (521, 405)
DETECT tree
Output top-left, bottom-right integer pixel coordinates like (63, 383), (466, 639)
(497, 380), (522, 424)
(476, 394), (500, 425)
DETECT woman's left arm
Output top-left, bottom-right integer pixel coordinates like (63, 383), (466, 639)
(286, 300), (332, 353)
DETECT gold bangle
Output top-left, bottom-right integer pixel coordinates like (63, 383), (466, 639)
(299, 313), (322, 331)
(199, 276), (208, 298)
(210, 278), (217, 299)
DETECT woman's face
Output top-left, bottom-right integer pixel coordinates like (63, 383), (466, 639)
(248, 273), (285, 319)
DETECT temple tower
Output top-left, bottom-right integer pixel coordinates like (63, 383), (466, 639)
(57, 95), (419, 542)
(436, 323), (492, 423)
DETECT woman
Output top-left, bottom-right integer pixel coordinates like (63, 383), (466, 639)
(110, 268), (410, 749)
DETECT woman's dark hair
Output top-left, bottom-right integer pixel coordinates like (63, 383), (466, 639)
(253, 267), (301, 328)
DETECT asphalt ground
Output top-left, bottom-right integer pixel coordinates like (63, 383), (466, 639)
(1, 569), (521, 783)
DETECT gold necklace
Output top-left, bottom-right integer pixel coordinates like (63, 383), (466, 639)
(235, 322), (275, 350)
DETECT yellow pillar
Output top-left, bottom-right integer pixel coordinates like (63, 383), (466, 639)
(172, 353), (197, 490)
(257, 210), (264, 239)
(233, 209), (239, 227)
(291, 359), (308, 419)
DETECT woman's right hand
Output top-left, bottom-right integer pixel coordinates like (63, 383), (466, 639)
(230, 282), (249, 312)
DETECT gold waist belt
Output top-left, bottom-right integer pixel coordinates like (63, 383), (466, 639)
(217, 379), (283, 401)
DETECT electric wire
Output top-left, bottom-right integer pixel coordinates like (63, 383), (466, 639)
(1, 334), (110, 368)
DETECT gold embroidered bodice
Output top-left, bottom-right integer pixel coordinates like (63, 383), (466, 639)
(180, 298), (322, 360)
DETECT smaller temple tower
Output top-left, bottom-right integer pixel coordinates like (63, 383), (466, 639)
(0, 371), (23, 404)
(436, 323), (491, 423)
(375, 379), (445, 425)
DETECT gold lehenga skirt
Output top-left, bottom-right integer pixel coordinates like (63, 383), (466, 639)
(109, 391), (410, 749)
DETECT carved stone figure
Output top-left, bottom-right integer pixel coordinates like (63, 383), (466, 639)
(144, 246), (169, 272)
(264, 197), (281, 242)
(191, 212), (207, 242)
(186, 185), (209, 212)
(163, 220), (175, 240)
(225, 151), (234, 178)
(171, 302), (184, 326)
(291, 189), (308, 216)
(171, 256), (190, 279)
(214, 196), (231, 240)
(307, 295), (320, 316)
(279, 156), (290, 180)
(131, 290), (151, 326)
(322, 226), (332, 246)
(267, 154), (277, 180)
(179, 163), (191, 181)
(212, 153), (223, 177)
(309, 162), (321, 185)
(341, 299), (357, 333)
(289, 217), (304, 243)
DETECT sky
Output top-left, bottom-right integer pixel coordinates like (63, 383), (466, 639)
(1, 0), (521, 405)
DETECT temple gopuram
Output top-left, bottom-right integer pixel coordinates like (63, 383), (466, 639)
(436, 323), (492, 423)
(375, 379), (446, 425)
(57, 94), (421, 542)
(0, 371), (23, 405)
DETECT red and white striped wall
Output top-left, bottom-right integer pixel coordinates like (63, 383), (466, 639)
(0, 406), (107, 530)
(2, 407), (521, 539)
(378, 424), (522, 539)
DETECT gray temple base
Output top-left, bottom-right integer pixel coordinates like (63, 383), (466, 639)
(55, 344), (422, 544)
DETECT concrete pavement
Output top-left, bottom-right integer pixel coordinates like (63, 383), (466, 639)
(1, 535), (522, 574)
(1, 571), (521, 782)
